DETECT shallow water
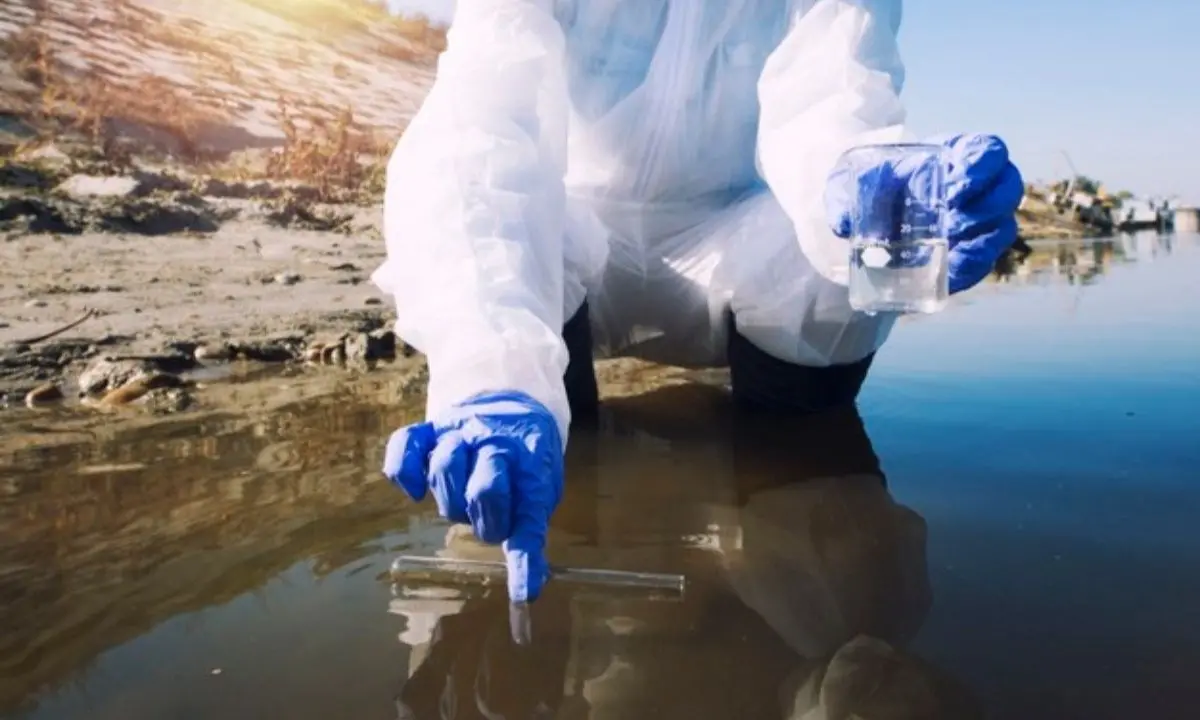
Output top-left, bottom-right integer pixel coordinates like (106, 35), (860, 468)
(2, 232), (1198, 720)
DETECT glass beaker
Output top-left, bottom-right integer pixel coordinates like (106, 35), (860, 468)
(840, 142), (949, 314)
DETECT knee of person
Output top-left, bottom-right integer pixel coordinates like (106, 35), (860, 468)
(726, 314), (874, 415)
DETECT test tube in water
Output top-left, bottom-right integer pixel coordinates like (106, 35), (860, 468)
(841, 142), (950, 315)
(389, 554), (686, 600)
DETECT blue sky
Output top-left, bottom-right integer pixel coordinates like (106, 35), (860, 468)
(385, 0), (1199, 204)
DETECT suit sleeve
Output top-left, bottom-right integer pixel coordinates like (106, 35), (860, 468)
(370, 0), (574, 441)
(756, 0), (912, 284)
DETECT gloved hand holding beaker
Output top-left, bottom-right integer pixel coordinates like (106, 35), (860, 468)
(825, 133), (1025, 312)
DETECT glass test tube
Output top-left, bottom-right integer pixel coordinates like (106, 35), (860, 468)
(389, 554), (687, 598)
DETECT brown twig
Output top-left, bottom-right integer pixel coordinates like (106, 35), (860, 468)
(11, 307), (98, 345)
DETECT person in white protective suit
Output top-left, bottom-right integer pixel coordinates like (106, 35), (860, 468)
(376, 0), (1025, 604)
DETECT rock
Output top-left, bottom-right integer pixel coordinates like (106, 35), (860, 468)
(76, 352), (195, 396)
(141, 387), (193, 414)
(363, 297), (383, 306)
(24, 299), (46, 308)
(340, 329), (398, 363)
(273, 272), (302, 286)
(342, 330), (401, 364)
(194, 342), (235, 361)
(24, 383), (63, 407)
(320, 341), (346, 365)
(78, 356), (156, 396)
(370, 329), (398, 358)
(786, 635), (983, 719)
(302, 338), (350, 369)
(98, 372), (185, 407)
(344, 332), (371, 363)
(18, 143), (71, 166)
(55, 174), (141, 200)
(232, 337), (304, 362)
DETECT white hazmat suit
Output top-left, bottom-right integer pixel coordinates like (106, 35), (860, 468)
(371, 0), (911, 441)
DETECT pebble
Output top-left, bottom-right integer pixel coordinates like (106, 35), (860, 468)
(273, 272), (302, 286)
(24, 383), (63, 407)
(194, 343), (235, 361)
(78, 357), (158, 395)
(321, 342), (346, 365)
(55, 174), (142, 199)
(99, 373), (184, 406)
(344, 333), (371, 362)
(24, 299), (47, 308)
(19, 143), (71, 165)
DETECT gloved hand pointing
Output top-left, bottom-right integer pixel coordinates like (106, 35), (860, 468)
(825, 133), (1025, 294)
(383, 391), (564, 604)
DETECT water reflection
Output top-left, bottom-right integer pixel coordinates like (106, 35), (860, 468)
(0, 383), (430, 719)
(392, 386), (980, 719)
(991, 231), (1181, 287)
(0, 378), (979, 720)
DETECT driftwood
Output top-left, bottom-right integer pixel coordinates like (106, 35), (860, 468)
(9, 307), (98, 345)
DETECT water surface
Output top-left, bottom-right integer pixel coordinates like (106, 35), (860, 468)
(1, 232), (1198, 720)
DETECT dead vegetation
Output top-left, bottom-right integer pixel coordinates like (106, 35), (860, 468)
(0, 0), (440, 207)
(1, 24), (225, 166)
(261, 99), (390, 203)
(375, 12), (448, 63)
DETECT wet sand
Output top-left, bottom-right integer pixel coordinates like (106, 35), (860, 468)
(0, 185), (406, 401)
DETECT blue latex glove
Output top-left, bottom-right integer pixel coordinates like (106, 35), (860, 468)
(382, 390), (564, 605)
(825, 133), (1025, 294)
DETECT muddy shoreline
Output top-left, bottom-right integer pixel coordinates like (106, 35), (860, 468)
(0, 135), (429, 411)
(0, 150), (1090, 416)
(0, 0), (1092, 418)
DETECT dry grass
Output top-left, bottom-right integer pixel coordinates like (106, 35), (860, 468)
(387, 13), (448, 53)
(261, 98), (391, 202)
(2, 24), (225, 166)
(0, 2), (431, 203)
